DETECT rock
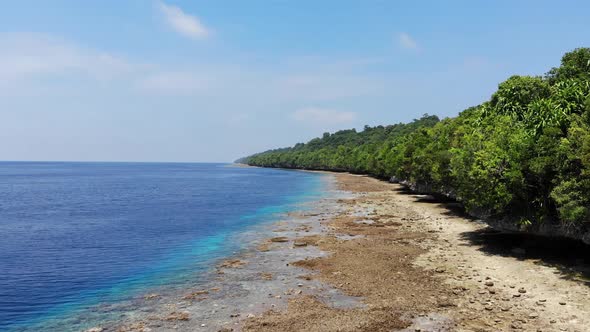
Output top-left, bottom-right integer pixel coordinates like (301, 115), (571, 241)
(485, 281), (494, 287)
(293, 241), (307, 247)
(270, 237), (289, 243)
(85, 328), (104, 332)
(165, 311), (190, 321)
(437, 296), (454, 307)
(529, 313), (539, 319)
(559, 301), (566, 305)
(219, 259), (246, 269)
(518, 287), (527, 294)
(247, 313), (256, 318)
(435, 267), (445, 273)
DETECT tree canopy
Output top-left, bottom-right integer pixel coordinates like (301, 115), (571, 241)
(241, 48), (590, 233)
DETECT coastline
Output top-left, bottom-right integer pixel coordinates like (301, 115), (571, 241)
(73, 172), (350, 332)
(86, 172), (589, 332)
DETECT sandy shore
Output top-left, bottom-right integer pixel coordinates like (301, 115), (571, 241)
(97, 172), (589, 332)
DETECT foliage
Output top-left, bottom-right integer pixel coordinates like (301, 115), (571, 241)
(241, 48), (590, 228)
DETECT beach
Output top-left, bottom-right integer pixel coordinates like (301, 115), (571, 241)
(89, 172), (590, 332)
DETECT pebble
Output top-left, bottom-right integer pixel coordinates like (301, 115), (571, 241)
(484, 281), (494, 287)
(518, 287), (527, 294)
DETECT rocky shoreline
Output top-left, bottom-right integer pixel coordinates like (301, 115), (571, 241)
(89, 172), (589, 332)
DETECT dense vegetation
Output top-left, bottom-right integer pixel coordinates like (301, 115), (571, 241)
(241, 49), (590, 238)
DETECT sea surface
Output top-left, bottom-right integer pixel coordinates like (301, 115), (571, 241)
(0, 162), (327, 331)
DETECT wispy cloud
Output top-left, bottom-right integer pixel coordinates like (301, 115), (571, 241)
(398, 32), (418, 51)
(0, 32), (140, 81)
(291, 107), (357, 126)
(157, 1), (210, 40)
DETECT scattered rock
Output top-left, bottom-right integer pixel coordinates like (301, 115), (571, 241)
(84, 328), (104, 332)
(143, 293), (160, 300)
(270, 237), (289, 243)
(219, 259), (246, 269)
(437, 296), (454, 307)
(164, 311), (190, 321)
(182, 290), (209, 300)
(260, 272), (273, 280)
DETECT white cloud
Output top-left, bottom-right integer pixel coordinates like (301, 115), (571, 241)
(398, 32), (418, 50)
(158, 1), (210, 40)
(291, 107), (356, 126)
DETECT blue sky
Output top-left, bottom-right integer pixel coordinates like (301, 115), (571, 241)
(1, 0), (589, 162)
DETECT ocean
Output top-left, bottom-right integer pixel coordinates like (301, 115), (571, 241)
(0, 162), (327, 331)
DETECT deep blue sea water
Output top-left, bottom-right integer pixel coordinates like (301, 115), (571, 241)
(0, 162), (327, 331)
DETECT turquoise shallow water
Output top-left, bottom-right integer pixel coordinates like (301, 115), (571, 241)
(0, 162), (328, 331)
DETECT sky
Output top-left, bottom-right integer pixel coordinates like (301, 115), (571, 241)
(0, 0), (589, 162)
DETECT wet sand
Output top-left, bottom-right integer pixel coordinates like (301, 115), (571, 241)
(91, 173), (590, 332)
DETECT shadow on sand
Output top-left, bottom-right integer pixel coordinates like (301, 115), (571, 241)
(393, 186), (590, 287)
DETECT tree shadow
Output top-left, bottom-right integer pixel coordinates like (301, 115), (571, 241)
(392, 186), (590, 287)
(393, 187), (476, 220)
(459, 229), (590, 287)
